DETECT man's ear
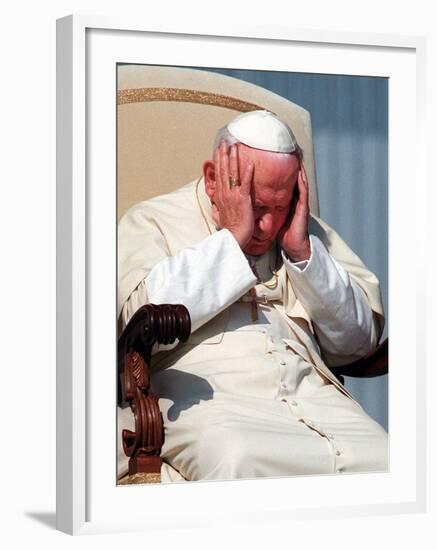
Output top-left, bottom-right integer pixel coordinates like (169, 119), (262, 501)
(203, 160), (216, 199)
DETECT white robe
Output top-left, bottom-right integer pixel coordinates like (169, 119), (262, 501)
(117, 177), (388, 481)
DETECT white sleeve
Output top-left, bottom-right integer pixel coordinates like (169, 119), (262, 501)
(121, 228), (257, 335)
(282, 234), (378, 361)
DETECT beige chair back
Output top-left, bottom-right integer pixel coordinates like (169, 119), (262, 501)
(117, 65), (319, 220)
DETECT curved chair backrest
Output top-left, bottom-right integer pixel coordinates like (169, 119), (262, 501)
(117, 64), (319, 220)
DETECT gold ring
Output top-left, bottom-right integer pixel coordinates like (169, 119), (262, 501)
(229, 176), (241, 188)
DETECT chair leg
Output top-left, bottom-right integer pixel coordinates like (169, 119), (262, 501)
(121, 350), (163, 482)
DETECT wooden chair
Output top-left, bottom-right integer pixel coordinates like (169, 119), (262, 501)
(118, 305), (191, 484)
(116, 64), (388, 484)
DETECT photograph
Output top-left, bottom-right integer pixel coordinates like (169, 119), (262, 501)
(0, 0), (428, 540)
(116, 63), (389, 486)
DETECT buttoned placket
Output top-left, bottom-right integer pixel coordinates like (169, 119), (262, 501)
(252, 281), (347, 474)
(266, 334), (300, 406)
(266, 333), (346, 474)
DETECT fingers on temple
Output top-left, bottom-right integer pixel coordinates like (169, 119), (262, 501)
(219, 141), (230, 192)
(241, 161), (254, 195)
(297, 171), (309, 213)
(300, 163), (309, 188)
(213, 145), (220, 179)
(229, 143), (239, 181)
(298, 166), (308, 197)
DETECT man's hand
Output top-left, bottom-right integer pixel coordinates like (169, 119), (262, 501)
(278, 163), (311, 262)
(211, 141), (255, 249)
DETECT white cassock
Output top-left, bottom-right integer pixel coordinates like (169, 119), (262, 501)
(117, 177), (388, 482)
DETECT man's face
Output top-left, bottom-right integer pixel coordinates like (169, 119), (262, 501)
(238, 144), (300, 256)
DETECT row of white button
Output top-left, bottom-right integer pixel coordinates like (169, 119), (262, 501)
(280, 397), (343, 470)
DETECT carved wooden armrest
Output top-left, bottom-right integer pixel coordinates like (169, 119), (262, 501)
(118, 304), (191, 477)
(331, 338), (388, 385)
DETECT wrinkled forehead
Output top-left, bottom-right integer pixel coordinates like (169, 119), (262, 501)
(237, 142), (298, 169)
(237, 143), (299, 189)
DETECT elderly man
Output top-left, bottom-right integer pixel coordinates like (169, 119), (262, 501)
(117, 110), (388, 482)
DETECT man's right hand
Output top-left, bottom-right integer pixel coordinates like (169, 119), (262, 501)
(211, 141), (255, 249)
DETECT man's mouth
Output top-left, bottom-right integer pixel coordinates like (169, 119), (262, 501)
(252, 237), (269, 244)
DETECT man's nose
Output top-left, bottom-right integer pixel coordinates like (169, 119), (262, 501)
(256, 212), (274, 237)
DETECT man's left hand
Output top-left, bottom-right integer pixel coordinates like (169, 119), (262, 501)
(277, 163), (311, 262)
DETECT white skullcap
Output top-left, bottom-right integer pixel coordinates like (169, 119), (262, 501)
(227, 110), (299, 153)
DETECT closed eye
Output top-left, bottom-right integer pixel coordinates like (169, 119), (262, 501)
(254, 204), (289, 213)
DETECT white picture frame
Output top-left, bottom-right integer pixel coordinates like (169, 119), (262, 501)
(56, 14), (427, 535)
